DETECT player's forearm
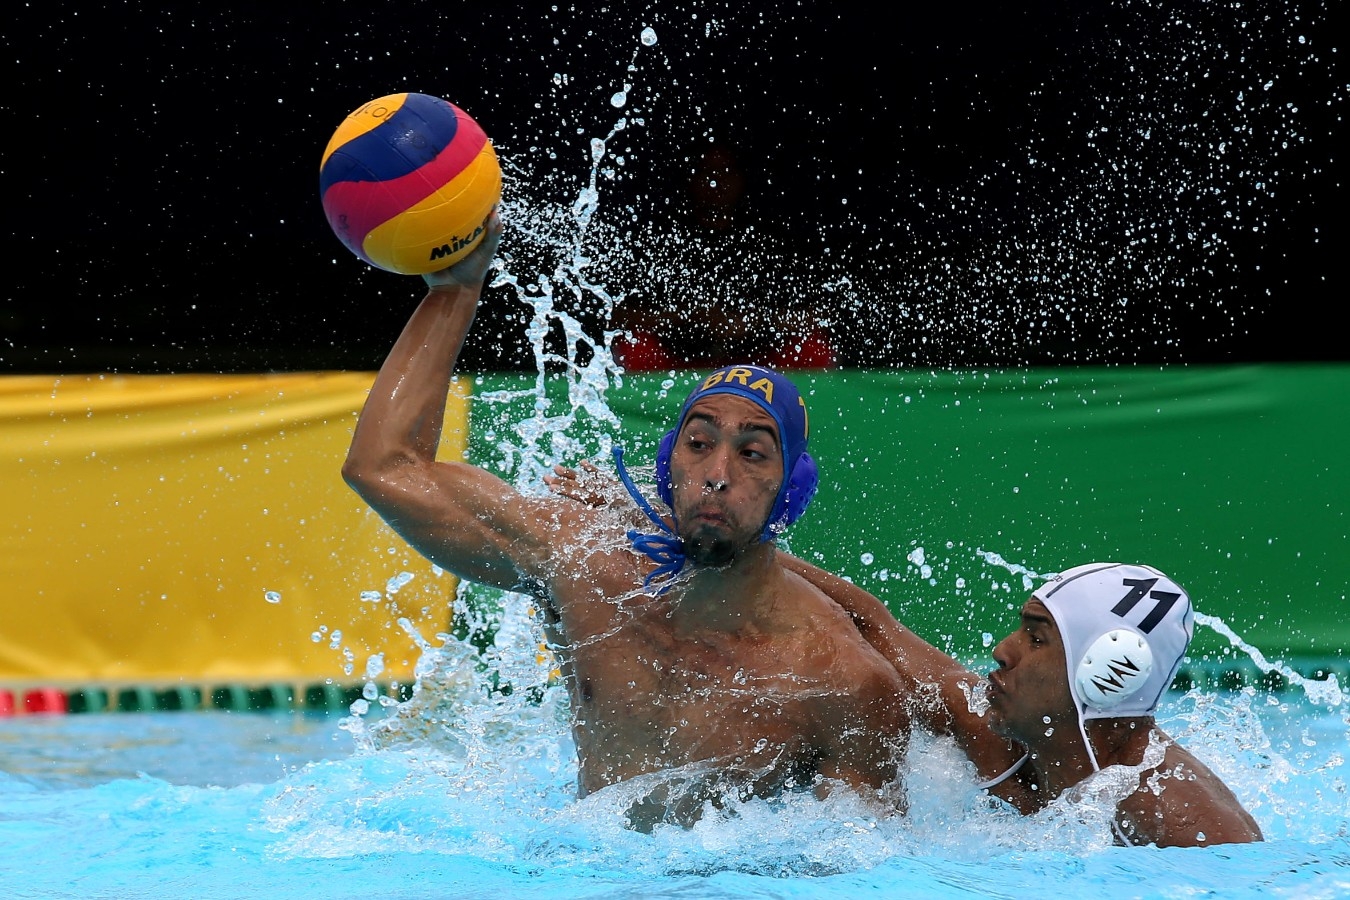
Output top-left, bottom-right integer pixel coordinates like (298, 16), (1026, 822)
(345, 286), (479, 479)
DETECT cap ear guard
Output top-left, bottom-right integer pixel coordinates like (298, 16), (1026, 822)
(1074, 629), (1154, 711)
(770, 451), (818, 535)
(654, 428), (677, 507)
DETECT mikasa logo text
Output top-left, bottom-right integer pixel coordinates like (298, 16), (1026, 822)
(428, 217), (490, 262)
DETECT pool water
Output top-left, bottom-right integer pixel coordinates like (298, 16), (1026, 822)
(3, 633), (1348, 900)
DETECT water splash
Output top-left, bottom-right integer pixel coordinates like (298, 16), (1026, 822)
(480, 2), (1341, 369)
(1197, 611), (1346, 708)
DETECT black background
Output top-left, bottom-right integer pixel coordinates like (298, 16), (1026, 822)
(6, 0), (1344, 373)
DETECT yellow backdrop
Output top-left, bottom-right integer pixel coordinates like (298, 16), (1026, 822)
(0, 373), (468, 690)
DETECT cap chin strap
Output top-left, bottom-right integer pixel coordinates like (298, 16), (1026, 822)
(1075, 710), (1142, 846)
(612, 446), (685, 593)
(1078, 713), (1101, 774)
(976, 753), (1029, 790)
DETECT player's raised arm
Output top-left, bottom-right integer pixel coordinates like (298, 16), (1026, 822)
(342, 213), (565, 591)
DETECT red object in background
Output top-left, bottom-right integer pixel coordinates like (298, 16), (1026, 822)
(772, 328), (836, 370)
(0, 691), (13, 716)
(612, 331), (679, 372)
(22, 688), (69, 714)
(615, 328), (837, 373)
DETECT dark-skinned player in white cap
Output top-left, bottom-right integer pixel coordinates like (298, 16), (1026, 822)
(779, 559), (1263, 847)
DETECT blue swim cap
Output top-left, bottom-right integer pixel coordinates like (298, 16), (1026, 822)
(655, 364), (818, 540)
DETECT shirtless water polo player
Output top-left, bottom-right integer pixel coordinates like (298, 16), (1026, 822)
(341, 210), (911, 830)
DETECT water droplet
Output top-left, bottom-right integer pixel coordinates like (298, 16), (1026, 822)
(264, 590), (281, 604)
(963, 680), (991, 715)
(640, 27), (657, 46)
(364, 653), (385, 679)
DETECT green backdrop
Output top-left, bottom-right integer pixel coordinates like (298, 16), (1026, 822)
(467, 364), (1348, 681)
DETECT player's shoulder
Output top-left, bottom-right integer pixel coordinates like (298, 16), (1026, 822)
(791, 583), (905, 685)
(1117, 736), (1261, 846)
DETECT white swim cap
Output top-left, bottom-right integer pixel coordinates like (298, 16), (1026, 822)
(1035, 562), (1194, 721)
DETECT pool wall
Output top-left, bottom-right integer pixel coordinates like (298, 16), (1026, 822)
(3, 364), (1346, 711)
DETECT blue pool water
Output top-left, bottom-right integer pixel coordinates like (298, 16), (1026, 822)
(3, 631), (1348, 900)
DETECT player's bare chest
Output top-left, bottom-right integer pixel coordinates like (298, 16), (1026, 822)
(570, 614), (837, 720)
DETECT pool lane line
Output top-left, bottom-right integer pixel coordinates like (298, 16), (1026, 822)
(0, 682), (412, 716)
(4, 661), (1343, 717)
